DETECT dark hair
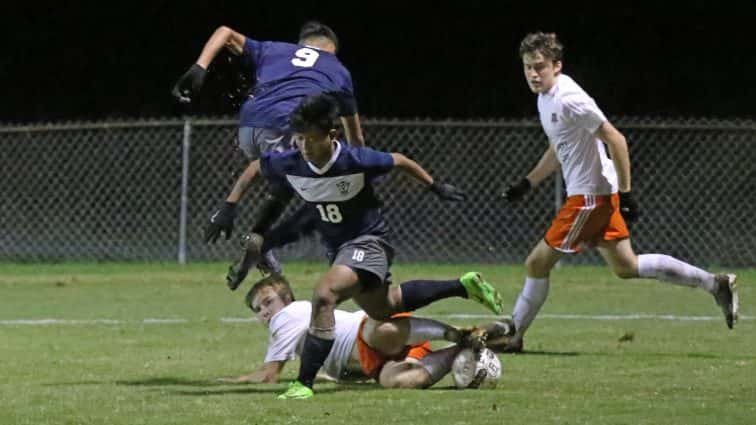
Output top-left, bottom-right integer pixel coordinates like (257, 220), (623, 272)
(244, 274), (295, 311)
(519, 32), (564, 62)
(289, 93), (340, 134)
(298, 21), (339, 52)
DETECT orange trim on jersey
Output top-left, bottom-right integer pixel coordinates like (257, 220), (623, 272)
(356, 313), (432, 379)
(544, 193), (629, 253)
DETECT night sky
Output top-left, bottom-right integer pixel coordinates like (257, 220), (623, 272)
(3, 1), (754, 123)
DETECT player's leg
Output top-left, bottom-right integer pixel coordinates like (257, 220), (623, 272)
(279, 265), (361, 399)
(361, 316), (485, 357)
(505, 239), (563, 352)
(229, 128), (296, 287)
(378, 360), (432, 389)
(399, 272), (504, 314)
(382, 345), (464, 388)
(597, 238), (739, 328)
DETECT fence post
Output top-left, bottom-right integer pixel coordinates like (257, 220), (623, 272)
(178, 119), (191, 265)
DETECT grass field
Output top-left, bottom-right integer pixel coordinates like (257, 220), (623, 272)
(1, 262), (754, 425)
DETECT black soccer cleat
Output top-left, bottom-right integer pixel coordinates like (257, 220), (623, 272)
(225, 233), (264, 291)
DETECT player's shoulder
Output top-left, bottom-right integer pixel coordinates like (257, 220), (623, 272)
(258, 40), (300, 53)
(554, 75), (599, 112)
(269, 301), (311, 330)
(337, 143), (387, 165)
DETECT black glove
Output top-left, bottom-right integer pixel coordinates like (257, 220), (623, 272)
(429, 182), (466, 202)
(503, 177), (532, 202)
(204, 202), (238, 243)
(618, 191), (640, 224)
(171, 64), (207, 104)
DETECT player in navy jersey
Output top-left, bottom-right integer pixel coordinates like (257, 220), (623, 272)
(208, 93), (506, 399)
(172, 21), (364, 277)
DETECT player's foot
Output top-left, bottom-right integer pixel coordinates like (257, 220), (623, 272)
(453, 326), (488, 350)
(713, 273), (739, 329)
(226, 233), (264, 291)
(276, 380), (314, 400)
(459, 272), (505, 315)
(480, 319), (516, 351)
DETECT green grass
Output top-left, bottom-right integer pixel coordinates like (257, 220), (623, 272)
(1, 262), (754, 425)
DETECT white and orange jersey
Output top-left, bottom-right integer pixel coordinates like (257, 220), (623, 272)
(537, 74), (617, 196)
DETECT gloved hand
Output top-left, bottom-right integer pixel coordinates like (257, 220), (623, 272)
(171, 64), (207, 104)
(618, 191), (640, 224)
(204, 202), (238, 243)
(429, 182), (466, 202)
(502, 177), (532, 202)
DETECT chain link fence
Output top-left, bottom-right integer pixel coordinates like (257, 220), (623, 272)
(1, 118), (754, 267)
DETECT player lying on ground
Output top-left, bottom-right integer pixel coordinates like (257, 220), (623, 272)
(219, 274), (514, 388)
(206, 93), (505, 399)
(500, 32), (739, 353)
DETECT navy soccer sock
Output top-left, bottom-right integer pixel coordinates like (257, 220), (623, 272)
(297, 333), (335, 388)
(400, 279), (467, 311)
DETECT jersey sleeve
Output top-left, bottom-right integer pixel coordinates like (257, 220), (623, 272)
(264, 310), (307, 363)
(355, 147), (395, 177)
(242, 38), (264, 67)
(562, 94), (607, 134)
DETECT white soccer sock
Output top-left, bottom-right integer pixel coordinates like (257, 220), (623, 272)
(637, 254), (716, 293)
(407, 317), (456, 345)
(511, 277), (550, 339)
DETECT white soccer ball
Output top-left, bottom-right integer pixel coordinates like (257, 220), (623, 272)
(451, 348), (502, 389)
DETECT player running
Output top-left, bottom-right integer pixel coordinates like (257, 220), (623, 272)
(500, 32), (739, 353)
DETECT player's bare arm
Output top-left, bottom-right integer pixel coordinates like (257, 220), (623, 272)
(196, 26), (247, 68)
(391, 153), (465, 201)
(595, 121), (631, 192)
(226, 159), (261, 203)
(503, 145), (559, 202)
(390, 153), (433, 185)
(173, 26), (246, 104)
(526, 145), (560, 187)
(219, 361), (285, 384)
(340, 114), (365, 147)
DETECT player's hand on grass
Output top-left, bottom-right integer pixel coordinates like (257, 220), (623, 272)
(502, 177), (531, 202)
(216, 374), (256, 383)
(204, 202), (238, 243)
(172, 64), (207, 104)
(618, 191), (640, 224)
(429, 182), (466, 202)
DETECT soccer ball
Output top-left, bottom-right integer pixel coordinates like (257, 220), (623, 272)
(451, 348), (502, 389)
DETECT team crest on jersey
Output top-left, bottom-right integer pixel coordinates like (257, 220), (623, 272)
(551, 113), (558, 123)
(336, 180), (351, 195)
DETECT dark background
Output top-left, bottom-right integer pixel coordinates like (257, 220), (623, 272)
(3, 1), (754, 123)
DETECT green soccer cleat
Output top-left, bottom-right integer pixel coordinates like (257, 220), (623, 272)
(277, 380), (314, 400)
(460, 272), (505, 315)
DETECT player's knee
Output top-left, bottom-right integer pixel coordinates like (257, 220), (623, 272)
(370, 321), (405, 356)
(525, 253), (551, 276)
(311, 288), (338, 311)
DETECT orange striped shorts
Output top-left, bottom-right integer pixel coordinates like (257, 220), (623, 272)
(356, 313), (432, 379)
(544, 193), (630, 253)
